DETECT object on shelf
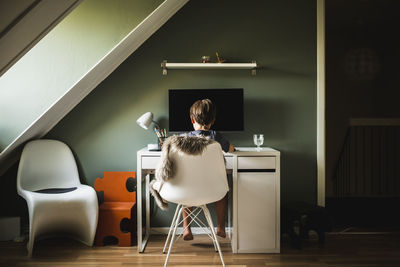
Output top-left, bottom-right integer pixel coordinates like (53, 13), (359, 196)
(215, 52), (226, 63)
(161, 60), (257, 75)
(201, 56), (211, 63)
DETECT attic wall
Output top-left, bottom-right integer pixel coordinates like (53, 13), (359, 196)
(46, 0), (317, 226)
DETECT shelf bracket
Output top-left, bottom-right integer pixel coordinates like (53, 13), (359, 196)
(251, 60), (257, 76)
(161, 60), (167, 75)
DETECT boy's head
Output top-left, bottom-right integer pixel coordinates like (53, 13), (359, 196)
(190, 99), (216, 129)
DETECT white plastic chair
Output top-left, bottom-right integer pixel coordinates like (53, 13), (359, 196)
(17, 139), (98, 257)
(154, 142), (229, 267)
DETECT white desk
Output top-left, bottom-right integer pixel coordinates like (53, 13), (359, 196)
(136, 147), (280, 253)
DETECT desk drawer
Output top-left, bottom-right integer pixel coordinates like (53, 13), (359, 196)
(238, 156), (275, 170)
(141, 157), (160, 169)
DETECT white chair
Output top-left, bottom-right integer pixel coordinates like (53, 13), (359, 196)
(17, 139), (98, 257)
(155, 142), (229, 267)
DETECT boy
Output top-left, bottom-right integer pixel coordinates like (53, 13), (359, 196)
(182, 99), (234, 240)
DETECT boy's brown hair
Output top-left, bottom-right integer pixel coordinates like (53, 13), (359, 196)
(190, 99), (216, 128)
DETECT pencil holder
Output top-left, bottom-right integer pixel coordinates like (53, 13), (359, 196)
(158, 137), (166, 150)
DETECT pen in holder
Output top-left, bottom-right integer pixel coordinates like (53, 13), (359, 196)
(154, 128), (167, 150)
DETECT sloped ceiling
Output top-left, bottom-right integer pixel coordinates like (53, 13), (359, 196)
(0, 0), (36, 33)
(0, 0), (188, 176)
(0, 0), (81, 76)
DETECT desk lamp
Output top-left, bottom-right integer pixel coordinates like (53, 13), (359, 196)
(136, 112), (160, 130)
(136, 112), (160, 151)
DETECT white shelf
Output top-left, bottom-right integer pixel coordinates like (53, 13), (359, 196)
(161, 61), (257, 75)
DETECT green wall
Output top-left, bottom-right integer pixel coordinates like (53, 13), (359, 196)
(0, 0), (162, 150)
(46, 0), (317, 226)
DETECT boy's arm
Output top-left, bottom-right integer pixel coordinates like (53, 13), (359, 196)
(228, 144), (235, 153)
(215, 131), (234, 153)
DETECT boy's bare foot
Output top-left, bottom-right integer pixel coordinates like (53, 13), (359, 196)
(183, 230), (193, 241)
(217, 228), (226, 238)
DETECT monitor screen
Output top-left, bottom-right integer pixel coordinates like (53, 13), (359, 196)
(169, 88), (244, 132)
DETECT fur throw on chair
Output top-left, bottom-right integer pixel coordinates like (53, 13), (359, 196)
(150, 135), (216, 210)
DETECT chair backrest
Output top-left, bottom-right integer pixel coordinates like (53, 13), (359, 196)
(17, 139), (80, 192)
(94, 172), (136, 202)
(159, 142), (229, 207)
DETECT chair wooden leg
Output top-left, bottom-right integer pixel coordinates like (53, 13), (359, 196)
(203, 206), (225, 267)
(163, 204), (181, 254)
(164, 206), (183, 267)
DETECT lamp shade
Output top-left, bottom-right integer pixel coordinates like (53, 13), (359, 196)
(136, 112), (153, 130)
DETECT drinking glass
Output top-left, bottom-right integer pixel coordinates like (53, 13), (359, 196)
(253, 134), (264, 151)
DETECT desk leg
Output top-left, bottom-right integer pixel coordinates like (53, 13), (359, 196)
(227, 174), (232, 239)
(232, 156), (238, 253)
(137, 172), (151, 253)
(143, 173), (151, 248)
(137, 167), (143, 252)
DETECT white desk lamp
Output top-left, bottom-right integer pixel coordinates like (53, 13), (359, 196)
(136, 112), (160, 130)
(136, 112), (160, 150)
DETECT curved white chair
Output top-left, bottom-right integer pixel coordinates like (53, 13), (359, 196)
(17, 139), (98, 257)
(155, 141), (229, 267)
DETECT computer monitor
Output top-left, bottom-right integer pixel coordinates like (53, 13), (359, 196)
(168, 88), (244, 132)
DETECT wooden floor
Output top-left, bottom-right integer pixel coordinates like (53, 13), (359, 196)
(1, 233), (400, 267)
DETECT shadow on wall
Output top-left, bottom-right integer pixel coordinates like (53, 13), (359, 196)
(258, 66), (315, 78)
(244, 98), (289, 142)
(158, 116), (169, 130)
(0, 162), (28, 225)
(244, 97), (317, 205)
(281, 150), (317, 205)
(70, 148), (88, 186)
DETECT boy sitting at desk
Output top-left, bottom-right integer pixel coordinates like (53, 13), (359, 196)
(182, 99), (234, 240)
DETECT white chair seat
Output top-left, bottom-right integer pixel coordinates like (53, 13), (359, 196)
(22, 184), (97, 242)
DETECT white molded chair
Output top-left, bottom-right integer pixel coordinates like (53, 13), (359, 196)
(155, 142), (229, 267)
(17, 139), (98, 257)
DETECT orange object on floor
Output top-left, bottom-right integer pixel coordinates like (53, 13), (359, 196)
(94, 171), (136, 246)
